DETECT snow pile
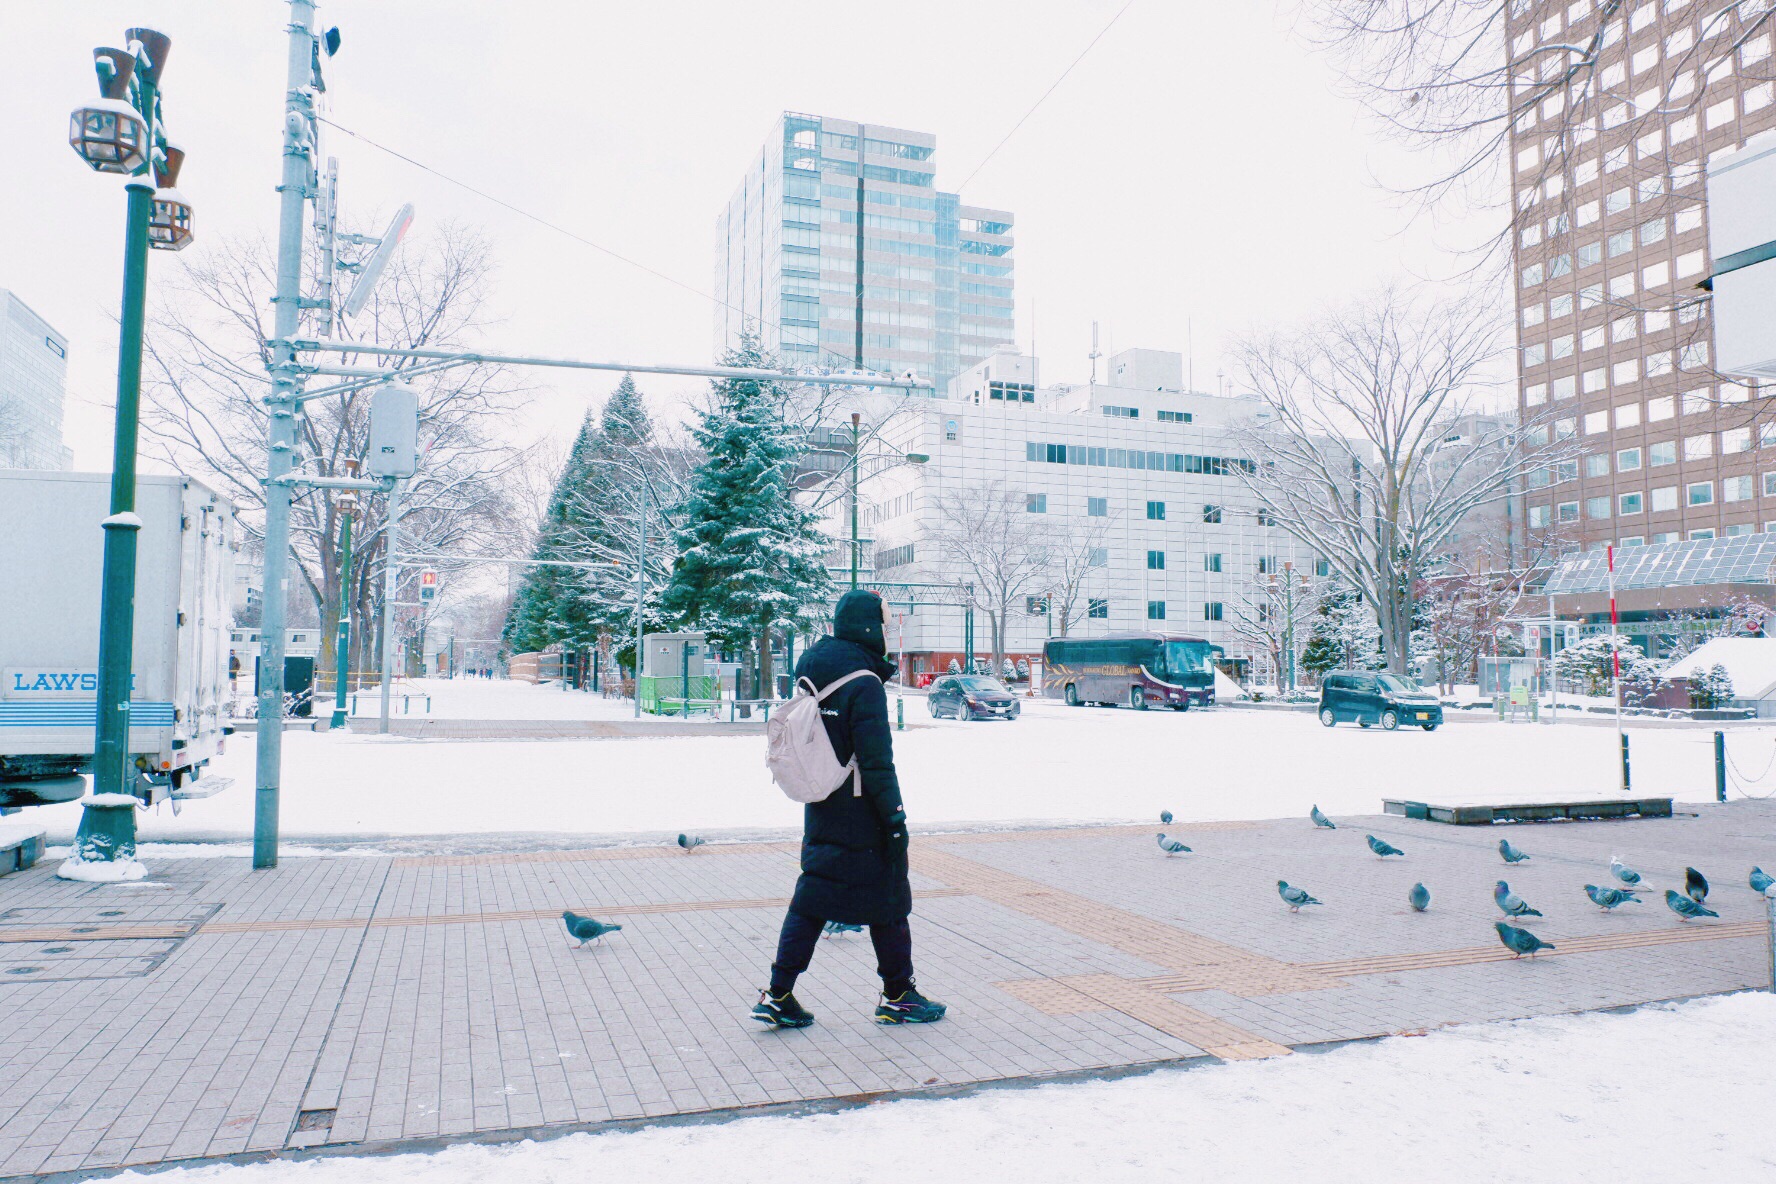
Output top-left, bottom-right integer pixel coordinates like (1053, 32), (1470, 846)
(1659, 637), (1776, 698)
(118, 993), (1776, 1183)
(55, 853), (147, 882)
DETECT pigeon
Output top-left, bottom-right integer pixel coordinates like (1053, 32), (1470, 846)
(1664, 889), (1719, 921)
(1609, 857), (1643, 888)
(1584, 884), (1640, 911)
(1366, 834), (1405, 859)
(822, 921), (863, 937)
(1160, 810), (1173, 825)
(1751, 866), (1774, 894)
(1409, 882), (1431, 912)
(1498, 839), (1530, 864)
(1157, 833), (1192, 856)
(1495, 921), (1556, 959)
(562, 911), (622, 947)
(1685, 867), (1709, 904)
(1494, 881), (1543, 919)
(1310, 805), (1336, 830)
(1277, 880), (1321, 911)
(677, 833), (706, 853)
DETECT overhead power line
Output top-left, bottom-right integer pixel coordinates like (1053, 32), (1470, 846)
(958, 0), (1137, 192)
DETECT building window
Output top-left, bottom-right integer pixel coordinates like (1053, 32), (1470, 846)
(1619, 492), (1644, 515)
(1204, 553), (1223, 573)
(1087, 547), (1108, 567)
(1587, 495), (1611, 520)
(1690, 528), (1717, 541)
(1147, 550), (1166, 570)
(1202, 602), (1223, 622)
(1557, 501), (1580, 522)
(1688, 481), (1714, 506)
(1256, 509), (1277, 526)
(1148, 601), (1168, 620)
(1684, 434), (1713, 461)
(1202, 505), (1222, 524)
(876, 543), (916, 570)
(1617, 447), (1642, 472)
(1529, 504), (1551, 528)
(1650, 441), (1677, 466)
(1585, 453), (1609, 478)
(1652, 486), (1678, 512)
(1146, 501), (1166, 520)
(1725, 475), (1755, 503)
(1258, 556), (1278, 574)
(1102, 405), (1140, 419)
(1087, 497), (1108, 516)
(1157, 410), (1192, 423)
(1315, 558), (1331, 577)
(1088, 599), (1108, 619)
(1026, 492), (1047, 513)
(1026, 596), (1049, 615)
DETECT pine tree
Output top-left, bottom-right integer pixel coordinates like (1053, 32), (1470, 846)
(662, 339), (833, 696)
(503, 411), (601, 654)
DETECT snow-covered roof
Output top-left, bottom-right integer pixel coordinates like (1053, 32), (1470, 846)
(1659, 638), (1776, 699)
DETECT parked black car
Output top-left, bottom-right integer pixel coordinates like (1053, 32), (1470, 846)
(927, 675), (1021, 721)
(1318, 670), (1443, 731)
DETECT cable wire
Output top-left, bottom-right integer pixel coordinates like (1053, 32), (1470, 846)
(958, 0), (1137, 191)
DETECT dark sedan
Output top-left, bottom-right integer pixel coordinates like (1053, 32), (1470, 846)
(926, 675), (1021, 721)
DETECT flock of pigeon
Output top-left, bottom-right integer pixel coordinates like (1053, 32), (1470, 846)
(1155, 806), (1774, 962)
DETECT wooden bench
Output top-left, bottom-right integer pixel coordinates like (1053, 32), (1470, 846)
(1383, 797), (1675, 825)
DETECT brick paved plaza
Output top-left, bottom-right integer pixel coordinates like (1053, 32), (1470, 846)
(2, 800), (1772, 1179)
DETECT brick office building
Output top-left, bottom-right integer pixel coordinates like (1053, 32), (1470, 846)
(1509, 1), (1776, 548)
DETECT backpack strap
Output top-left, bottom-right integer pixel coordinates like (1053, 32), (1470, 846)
(813, 668), (880, 702)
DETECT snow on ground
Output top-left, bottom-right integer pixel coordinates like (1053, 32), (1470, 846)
(121, 992), (1776, 1184)
(24, 681), (1774, 844)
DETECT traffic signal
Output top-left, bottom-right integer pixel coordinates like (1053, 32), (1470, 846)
(419, 569), (437, 602)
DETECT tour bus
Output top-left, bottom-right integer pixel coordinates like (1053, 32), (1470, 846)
(1041, 633), (1223, 710)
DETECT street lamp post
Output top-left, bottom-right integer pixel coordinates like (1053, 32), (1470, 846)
(67, 30), (187, 830)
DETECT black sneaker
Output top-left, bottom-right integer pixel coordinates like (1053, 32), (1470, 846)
(874, 987), (947, 1024)
(751, 989), (815, 1029)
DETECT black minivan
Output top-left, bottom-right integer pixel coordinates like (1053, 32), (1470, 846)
(1318, 670), (1443, 731)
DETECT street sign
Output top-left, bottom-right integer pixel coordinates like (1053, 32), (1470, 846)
(419, 569), (437, 602)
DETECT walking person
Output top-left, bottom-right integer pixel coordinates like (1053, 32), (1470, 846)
(752, 590), (946, 1029)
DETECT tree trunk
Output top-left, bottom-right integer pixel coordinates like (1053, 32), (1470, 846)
(757, 621), (774, 701)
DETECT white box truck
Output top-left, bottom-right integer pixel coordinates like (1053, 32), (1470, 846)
(0, 470), (237, 808)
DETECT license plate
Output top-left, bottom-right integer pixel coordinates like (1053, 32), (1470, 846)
(1417, 712), (1429, 720)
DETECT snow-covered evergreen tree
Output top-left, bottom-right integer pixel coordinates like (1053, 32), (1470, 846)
(503, 412), (602, 654)
(662, 339), (833, 696)
(1554, 635), (1644, 697)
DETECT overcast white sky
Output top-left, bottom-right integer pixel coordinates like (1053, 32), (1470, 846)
(3, 0), (1490, 470)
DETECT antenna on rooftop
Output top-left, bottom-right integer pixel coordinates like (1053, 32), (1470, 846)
(1089, 321), (1101, 386)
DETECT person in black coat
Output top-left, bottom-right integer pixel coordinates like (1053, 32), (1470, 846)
(751, 590), (947, 1028)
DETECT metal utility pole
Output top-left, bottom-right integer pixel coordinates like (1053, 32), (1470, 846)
(379, 482), (402, 733)
(633, 478), (647, 720)
(328, 466), (357, 729)
(849, 412), (861, 589)
(253, 0), (318, 869)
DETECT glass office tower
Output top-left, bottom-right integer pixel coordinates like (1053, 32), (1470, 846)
(714, 112), (1015, 394)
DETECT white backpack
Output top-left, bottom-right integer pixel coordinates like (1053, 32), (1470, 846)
(766, 669), (880, 803)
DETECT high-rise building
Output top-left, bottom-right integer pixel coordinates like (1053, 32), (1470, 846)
(714, 112), (1015, 393)
(1507, 2), (1776, 551)
(0, 289), (72, 470)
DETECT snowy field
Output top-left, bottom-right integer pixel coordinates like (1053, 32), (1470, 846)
(118, 992), (1776, 1184)
(25, 679), (1774, 846)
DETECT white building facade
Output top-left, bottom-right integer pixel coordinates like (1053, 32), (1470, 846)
(0, 289), (72, 470)
(844, 348), (1324, 682)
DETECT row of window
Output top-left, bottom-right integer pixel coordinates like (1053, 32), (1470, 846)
(1529, 473), (1776, 526)
(1526, 384), (1753, 424)
(1511, 9), (1767, 96)
(1522, 286), (1705, 332)
(1521, 253), (1702, 298)
(1046, 600), (1229, 622)
(1024, 441), (1256, 475)
(1522, 340), (1711, 389)
(1023, 493), (1268, 527)
(1516, 144), (1701, 222)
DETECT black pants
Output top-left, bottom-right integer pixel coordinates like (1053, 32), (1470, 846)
(769, 909), (914, 997)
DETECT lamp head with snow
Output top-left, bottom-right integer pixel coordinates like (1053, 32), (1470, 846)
(148, 144), (194, 251)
